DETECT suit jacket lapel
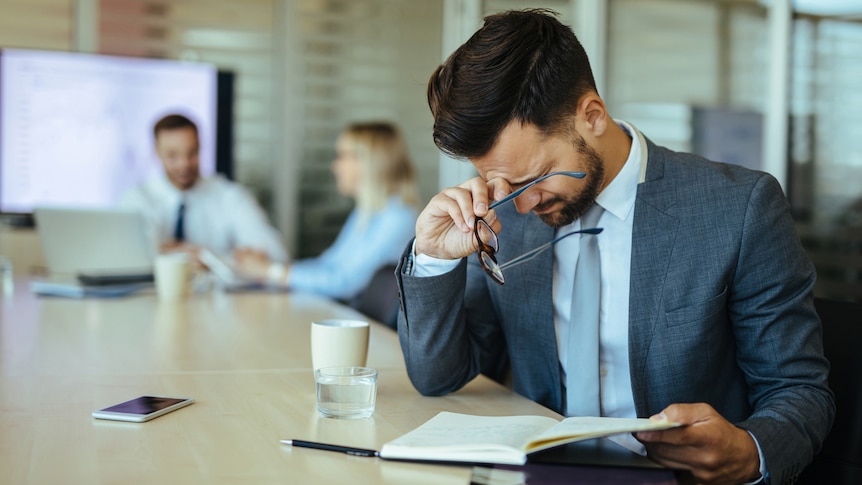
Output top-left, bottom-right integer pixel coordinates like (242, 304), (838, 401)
(629, 141), (679, 415)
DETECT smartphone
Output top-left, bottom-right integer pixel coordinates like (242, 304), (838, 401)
(92, 396), (194, 422)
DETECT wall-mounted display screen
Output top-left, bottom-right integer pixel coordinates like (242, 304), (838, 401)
(0, 48), (220, 215)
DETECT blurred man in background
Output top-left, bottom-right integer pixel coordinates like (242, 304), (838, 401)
(121, 114), (287, 263)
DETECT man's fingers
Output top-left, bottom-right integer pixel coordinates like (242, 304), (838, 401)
(485, 177), (513, 204)
(457, 177), (497, 217)
(656, 403), (715, 424)
(435, 186), (479, 232)
(636, 403), (717, 446)
(414, 176), (509, 260)
(636, 423), (693, 446)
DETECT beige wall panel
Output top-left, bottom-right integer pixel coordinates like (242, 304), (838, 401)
(0, 0), (73, 50)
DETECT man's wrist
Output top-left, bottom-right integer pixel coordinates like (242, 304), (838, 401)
(410, 240), (461, 277)
(743, 430), (767, 484)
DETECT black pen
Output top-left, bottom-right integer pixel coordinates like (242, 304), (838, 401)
(280, 439), (379, 457)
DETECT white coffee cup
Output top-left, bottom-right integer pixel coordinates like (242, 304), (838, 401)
(310, 319), (370, 370)
(154, 253), (191, 302)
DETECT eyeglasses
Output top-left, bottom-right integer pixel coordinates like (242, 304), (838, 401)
(474, 171), (603, 285)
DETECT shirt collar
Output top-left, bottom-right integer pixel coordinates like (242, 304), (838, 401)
(153, 174), (181, 200)
(594, 119), (647, 222)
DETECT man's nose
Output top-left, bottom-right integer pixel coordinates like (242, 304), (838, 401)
(513, 191), (540, 214)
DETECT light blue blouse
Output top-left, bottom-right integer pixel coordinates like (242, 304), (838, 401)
(288, 196), (417, 299)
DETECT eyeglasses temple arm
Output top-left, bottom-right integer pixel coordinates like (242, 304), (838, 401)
(497, 227), (603, 271)
(489, 171), (586, 210)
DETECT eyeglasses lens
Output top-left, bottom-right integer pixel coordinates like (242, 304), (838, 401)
(475, 219), (498, 251)
(475, 219), (504, 285)
(479, 251), (505, 285)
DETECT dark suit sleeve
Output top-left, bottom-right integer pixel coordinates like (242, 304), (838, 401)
(395, 242), (508, 396)
(729, 173), (834, 484)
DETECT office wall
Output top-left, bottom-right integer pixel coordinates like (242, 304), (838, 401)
(793, 17), (862, 225)
(0, 0), (74, 51)
(791, 16), (862, 301)
(0, 1), (74, 274)
(605, 0), (862, 300)
(281, 0), (443, 257)
(606, 0), (768, 151)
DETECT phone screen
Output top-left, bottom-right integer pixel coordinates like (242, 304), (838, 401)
(93, 395), (194, 422)
(100, 396), (188, 415)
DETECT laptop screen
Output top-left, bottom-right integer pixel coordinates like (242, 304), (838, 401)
(34, 207), (155, 275)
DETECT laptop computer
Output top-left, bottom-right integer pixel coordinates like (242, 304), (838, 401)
(34, 207), (155, 280)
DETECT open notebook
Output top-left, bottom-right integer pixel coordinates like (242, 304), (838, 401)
(379, 412), (680, 466)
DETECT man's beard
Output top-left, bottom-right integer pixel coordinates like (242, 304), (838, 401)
(536, 135), (605, 228)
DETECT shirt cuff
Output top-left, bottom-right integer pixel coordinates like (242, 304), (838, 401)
(407, 240), (461, 277)
(267, 262), (287, 285)
(743, 430), (768, 484)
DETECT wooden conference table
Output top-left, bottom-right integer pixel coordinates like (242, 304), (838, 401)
(0, 278), (680, 484)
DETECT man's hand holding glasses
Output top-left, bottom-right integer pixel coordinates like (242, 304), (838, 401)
(414, 171), (603, 284)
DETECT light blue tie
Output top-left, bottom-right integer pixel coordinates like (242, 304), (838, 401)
(566, 203), (603, 417)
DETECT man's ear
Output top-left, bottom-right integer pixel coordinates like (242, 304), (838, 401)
(579, 94), (608, 137)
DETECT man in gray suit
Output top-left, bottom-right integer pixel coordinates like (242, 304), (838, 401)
(396, 9), (833, 485)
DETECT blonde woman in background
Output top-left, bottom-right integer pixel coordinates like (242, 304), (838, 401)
(235, 121), (419, 301)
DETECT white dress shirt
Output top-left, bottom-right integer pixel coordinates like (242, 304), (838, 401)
(552, 120), (646, 452)
(120, 174), (288, 262)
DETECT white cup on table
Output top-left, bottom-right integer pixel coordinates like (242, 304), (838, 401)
(310, 319), (370, 371)
(154, 253), (191, 302)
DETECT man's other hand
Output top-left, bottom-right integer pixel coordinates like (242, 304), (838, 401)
(635, 402), (761, 484)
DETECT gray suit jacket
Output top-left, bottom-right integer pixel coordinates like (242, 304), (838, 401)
(396, 140), (834, 484)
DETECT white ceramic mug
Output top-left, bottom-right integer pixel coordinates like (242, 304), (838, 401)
(154, 253), (191, 302)
(310, 319), (370, 370)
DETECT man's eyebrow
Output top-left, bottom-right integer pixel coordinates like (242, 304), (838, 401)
(507, 164), (554, 187)
(507, 176), (536, 188)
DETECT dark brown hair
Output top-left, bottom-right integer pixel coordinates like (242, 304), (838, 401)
(427, 9), (596, 159)
(153, 114), (198, 139)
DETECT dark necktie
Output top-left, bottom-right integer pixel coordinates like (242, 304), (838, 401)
(174, 201), (186, 242)
(566, 203), (604, 416)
